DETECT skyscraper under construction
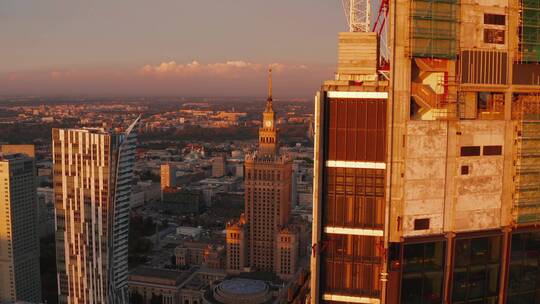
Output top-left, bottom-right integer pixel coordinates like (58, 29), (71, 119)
(311, 0), (540, 303)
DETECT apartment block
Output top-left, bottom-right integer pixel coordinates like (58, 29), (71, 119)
(0, 147), (41, 303)
(311, 0), (540, 303)
(53, 118), (139, 304)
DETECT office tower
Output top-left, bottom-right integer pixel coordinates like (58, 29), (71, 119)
(53, 118), (139, 304)
(311, 1), (540, 303)
(0, 146), (42, 303)
(226, 70), (297, 279)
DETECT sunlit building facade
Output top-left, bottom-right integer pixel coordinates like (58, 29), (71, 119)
(0, 147), (41, 303)
(53, 118), (139, 304)
(311, 0), (540, 303)
(226, 70), (298, 279)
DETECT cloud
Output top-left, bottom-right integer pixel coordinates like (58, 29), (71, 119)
(139, 60), (307, 78)
(0, 60), (331, 97)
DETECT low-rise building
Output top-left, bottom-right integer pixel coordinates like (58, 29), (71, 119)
(175, 241), (207, 267)
(128, 267), (196, 304)
(175, 241), (226, 270)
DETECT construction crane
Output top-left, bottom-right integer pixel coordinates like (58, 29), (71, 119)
(342, 0), (371, 32)
(372, 0), (390, 67)
(342, 0), (391, 72)
(372, 0), (389, 35)
(342, 0), (388, 33)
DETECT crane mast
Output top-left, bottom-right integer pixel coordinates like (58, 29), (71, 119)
(342, 0), (390, 69)
(342, 0), (371, 32)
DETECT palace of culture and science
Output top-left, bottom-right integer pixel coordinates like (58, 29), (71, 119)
(225, 70), (305, 280)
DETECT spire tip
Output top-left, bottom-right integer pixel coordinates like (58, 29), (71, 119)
(267, 67), (273, 101)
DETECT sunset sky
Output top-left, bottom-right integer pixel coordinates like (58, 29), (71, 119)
(0, 0), (346, 98)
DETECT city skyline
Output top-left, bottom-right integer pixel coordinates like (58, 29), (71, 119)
(2, 1), (540, 303)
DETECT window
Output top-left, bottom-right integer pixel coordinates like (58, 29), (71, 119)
(401, 241), (446, 304)
(507, 231), (540, 303)
(327, 98), (386, 162)
(324, 167), (385, 229)
(483, 145), (502, 156)
(461, 165), (470, 175)
(484, 14), (506, 26)
(484, 29), (505, 44)
(452, 235), (502, 303)
(321, 234), (382, 298)
(414, 218), (430, 230)
(461, 146), (481, 157)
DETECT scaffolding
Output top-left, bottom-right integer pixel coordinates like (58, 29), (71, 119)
(514, 94), (540, 224)
(520, 0), (540, 62)
(433, 74), (459, 120)
(411, 0), (459, 59)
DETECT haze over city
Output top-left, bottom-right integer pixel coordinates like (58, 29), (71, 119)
(1, 0), (345, 97)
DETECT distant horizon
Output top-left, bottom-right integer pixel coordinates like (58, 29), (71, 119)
(0, 94), (315, 101)
(0, 0), (345, 97)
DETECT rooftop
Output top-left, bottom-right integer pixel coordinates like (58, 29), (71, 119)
(128, 267), (192, 286)
(219, 279), (267, 295)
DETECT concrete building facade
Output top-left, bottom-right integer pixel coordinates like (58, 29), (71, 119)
(311, 1), (540, 303)
(53, 118), (139, 304)
(175, 241), (225, 269)
(0, 148), (42, 303)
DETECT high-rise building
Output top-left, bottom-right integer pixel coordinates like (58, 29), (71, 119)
(311, 1), (540, 303)
(53, 118), (139, 304)
(160, 163), (177, 190)
(0, 146), (42, 303)
(226, 69), (298, 279)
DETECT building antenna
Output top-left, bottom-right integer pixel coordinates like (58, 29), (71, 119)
(267, 67), (273, 102)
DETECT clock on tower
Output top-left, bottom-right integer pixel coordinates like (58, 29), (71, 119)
(259, 68), (278, 155)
